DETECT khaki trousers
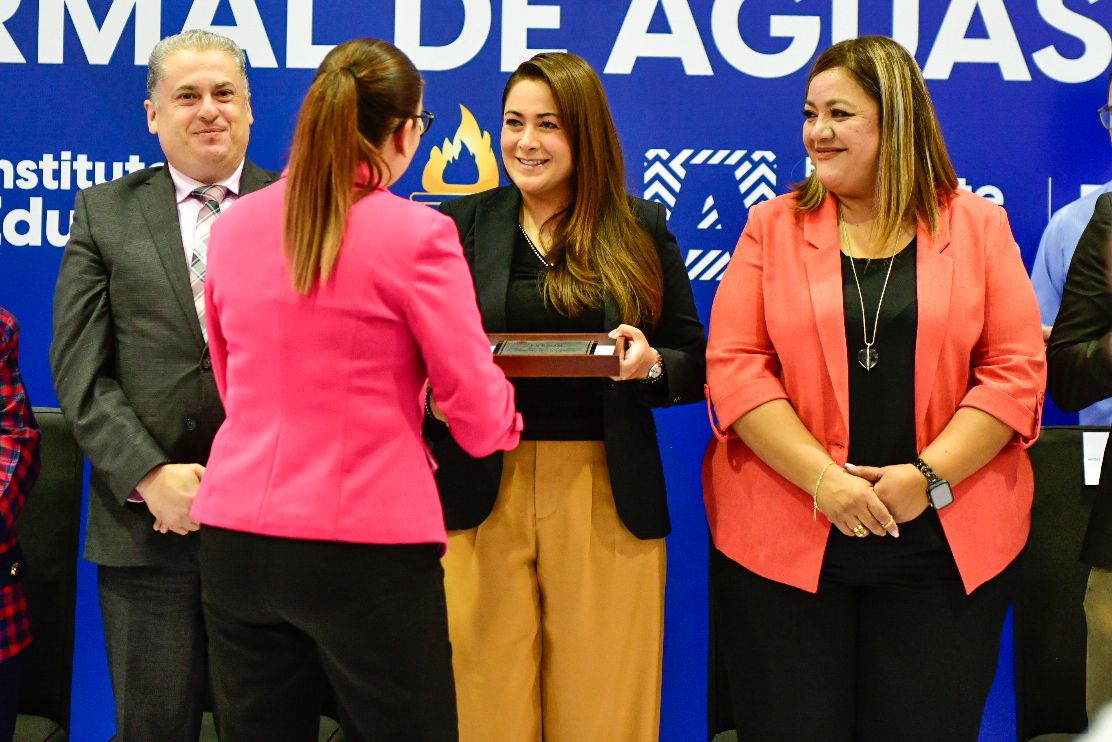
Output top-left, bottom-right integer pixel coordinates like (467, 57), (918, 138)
(443, 441), (666, 742)
(1087, 567), (1112, 721)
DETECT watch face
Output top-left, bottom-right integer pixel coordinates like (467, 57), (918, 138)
(647, 363), (663, 380)
(927, 480), (954, 510)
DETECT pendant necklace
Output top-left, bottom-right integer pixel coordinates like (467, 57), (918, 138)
(839, 211), (896, 371)
(519, 224), (553, 268)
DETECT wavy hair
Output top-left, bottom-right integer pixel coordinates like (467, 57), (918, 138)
(504, 53), (663, 329)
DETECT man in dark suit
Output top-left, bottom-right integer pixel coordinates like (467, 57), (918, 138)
(50, 29), (275, 741)
(1047, 68), (1112, 722)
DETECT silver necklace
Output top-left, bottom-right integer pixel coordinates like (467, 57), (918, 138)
(519, 224), (552, 268)
(839, 213), (897, 371)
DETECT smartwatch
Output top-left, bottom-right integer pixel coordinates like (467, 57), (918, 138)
(913, 458), (953, 510)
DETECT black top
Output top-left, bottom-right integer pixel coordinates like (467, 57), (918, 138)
(505, 228), (605, 440)
(843, 241), (918, 468)
(822, 239), (960, 586)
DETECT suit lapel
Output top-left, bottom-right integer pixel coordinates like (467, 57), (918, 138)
(136, 167), (206, 349)
(238, 159), (275, 196)
(803, 198), (851, 432)
(472, 187), (520, 332)
(136, 160), (275, 352)
(913, 208), (953, 436)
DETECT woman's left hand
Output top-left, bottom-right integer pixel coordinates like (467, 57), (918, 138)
(845, 463), (930, 524)
(608, 324), (658, 382)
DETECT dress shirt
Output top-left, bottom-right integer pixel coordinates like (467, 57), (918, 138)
(167, 161), (244, 263)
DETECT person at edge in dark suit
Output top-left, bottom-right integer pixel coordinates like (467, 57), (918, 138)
(1047, 78), (1112, 717)
(425, 52), (706, 742)
(50, 30), (276, 741)
(703, 36), (1044, 741)
(0, 307), (40, 740)
(191, 38), (521, 742)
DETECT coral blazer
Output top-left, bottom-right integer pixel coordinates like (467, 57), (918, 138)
(704, 190), (1045, 594)
(191, 175), (521, 547)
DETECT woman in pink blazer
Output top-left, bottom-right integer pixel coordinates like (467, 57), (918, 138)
(191, 38), (520, 741)
(704, 36), (1044, 741)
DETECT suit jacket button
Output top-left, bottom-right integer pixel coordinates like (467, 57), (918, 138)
(10, 562), (19, 577)
(202, 357), (212, 370)
(185, 418), (197, 431)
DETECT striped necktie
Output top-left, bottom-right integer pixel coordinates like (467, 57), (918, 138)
(189, 184), (228, 343)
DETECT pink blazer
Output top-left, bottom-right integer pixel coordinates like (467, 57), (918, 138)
(191, 176), (521, 547)
(704, 190), (1045, 594)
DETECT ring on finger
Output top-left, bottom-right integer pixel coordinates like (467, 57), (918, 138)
(880, 516), (895, 530)
(852, 524), (868, 538)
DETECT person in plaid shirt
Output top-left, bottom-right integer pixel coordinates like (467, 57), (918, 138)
(0, 306), (40, 740)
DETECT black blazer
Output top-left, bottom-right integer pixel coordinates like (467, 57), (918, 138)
(426, 185), (706, 539)
(50, 161), (277, 567)
(1047, 192), (1112, 568)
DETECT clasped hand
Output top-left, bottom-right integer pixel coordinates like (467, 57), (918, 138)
(137, 463), (204, 536)
(816, 466), (901, 538)
(846, 463), (931, 525)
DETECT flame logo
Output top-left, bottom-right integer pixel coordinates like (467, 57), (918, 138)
(410, 104), (500, 204)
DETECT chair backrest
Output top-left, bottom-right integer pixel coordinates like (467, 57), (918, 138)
(1015, 425), (1099, 740)
(16, 408), (83, 732)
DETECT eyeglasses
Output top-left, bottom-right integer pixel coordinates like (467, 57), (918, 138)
(413, 110), (435, 137)
(1100, 105), (1112, 131)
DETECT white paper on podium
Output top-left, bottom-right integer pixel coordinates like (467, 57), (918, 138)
(1083, 431), (1109, 486)
(594, 344), (617, 356)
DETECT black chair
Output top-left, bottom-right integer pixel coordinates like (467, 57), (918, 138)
(1014, 425), (1099, 742)
(14, 408), (84, 742)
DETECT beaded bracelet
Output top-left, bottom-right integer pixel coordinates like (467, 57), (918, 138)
(813, 461), (836, 520)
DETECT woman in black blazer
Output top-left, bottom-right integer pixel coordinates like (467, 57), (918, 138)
(425, 52), (705, 742)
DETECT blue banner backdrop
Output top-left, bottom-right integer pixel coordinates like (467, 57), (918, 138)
(2, 1), (1110, 739)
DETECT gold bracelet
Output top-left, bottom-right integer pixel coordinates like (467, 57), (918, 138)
(813, 461), (835, 521)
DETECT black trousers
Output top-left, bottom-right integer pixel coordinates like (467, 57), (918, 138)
(98, 559), (207, 742)
(200, 527), (457, 742)
(710, 536), (1015, 742)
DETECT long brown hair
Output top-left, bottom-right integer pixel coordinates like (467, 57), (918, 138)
(505, 53), (663, 329)
(794, 36), (958, 246)
(284, 38), (422, 293)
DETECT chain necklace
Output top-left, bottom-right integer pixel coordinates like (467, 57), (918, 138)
(519, 224), (552, 268)
(839, 211), (898, 371)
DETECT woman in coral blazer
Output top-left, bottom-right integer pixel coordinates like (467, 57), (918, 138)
(191, 39), (520, 741)
(704, 37), (1043, 742)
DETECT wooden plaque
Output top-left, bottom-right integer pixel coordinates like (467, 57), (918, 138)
(488, 333), (620, 378)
